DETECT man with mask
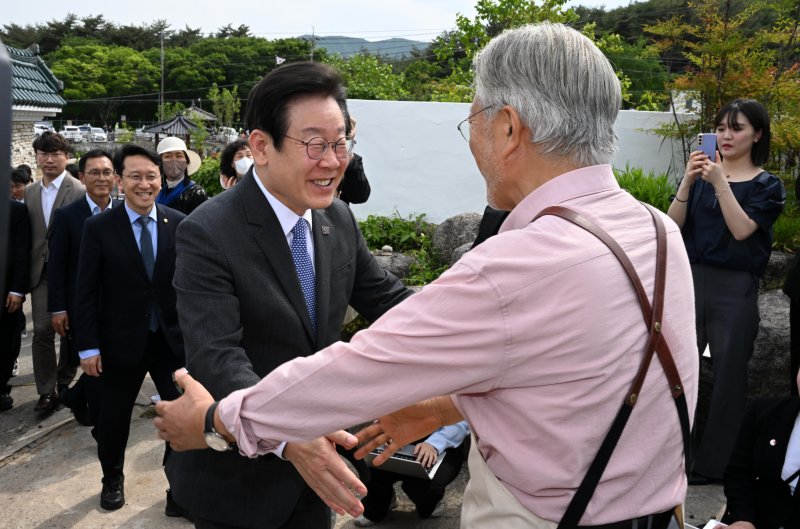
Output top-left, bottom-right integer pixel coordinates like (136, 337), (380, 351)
(155, 137), (208, 215)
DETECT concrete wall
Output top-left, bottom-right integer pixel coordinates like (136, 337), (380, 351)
(346, 99), (689, 223)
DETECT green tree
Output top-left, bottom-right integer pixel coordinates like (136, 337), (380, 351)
(207, 83), (241, 130)
(323, 54), (408, 100)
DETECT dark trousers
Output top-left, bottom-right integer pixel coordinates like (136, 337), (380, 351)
(0, 308), (22, 392)
(691, 263), (760, 479)
(362, 446), (465, 522)
(193, 484), (330, 529)
(96, 330), (182, 479)
(791, 299), (800, 396)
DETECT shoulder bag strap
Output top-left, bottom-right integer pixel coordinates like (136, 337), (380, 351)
(529, 205), (691, 529)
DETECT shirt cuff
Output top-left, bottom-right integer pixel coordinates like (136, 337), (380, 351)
(50, 310), (66, 315)
(8, 291), (24, 298)
(79, 349), (100, 360)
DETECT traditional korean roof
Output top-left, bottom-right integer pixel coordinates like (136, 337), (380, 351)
(142, 115), (200, 135)
(7, 44), (66, 110)
(182, 103), (217, 122)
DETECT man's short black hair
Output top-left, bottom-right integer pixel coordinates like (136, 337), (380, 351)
(78, 149), (114, 174)
(16, 164), (32, 178)
(243, 62), (348, 151)
(113, 144), (162, 176)
(11, 167), (32, 185)
(32, 131), (70, 154)
(219, 139), (249, 178)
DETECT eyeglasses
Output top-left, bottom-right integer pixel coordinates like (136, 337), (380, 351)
(36, 151), (66, 160)
(123, 173), (160, 183)
(284, 135), (355, 160)
(85, 169), (115, 178)
(457, 105), (494, 143)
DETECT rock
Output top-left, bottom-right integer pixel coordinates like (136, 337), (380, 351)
(451, 242), (472, 265)
(432, 213), (482, 263)
(373, 251), (417, 280)
(762, 251), (792, 291)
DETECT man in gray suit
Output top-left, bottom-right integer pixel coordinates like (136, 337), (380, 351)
(24, 131), (84, 414)
(167, 62), (412, 529)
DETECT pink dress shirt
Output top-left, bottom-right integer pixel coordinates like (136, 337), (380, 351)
(218, 165), (699, 524)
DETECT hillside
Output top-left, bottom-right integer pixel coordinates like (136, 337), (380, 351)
(299, 35), (427, 59)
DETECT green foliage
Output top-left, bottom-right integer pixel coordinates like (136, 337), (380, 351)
(207, 83), (241, 129)
(773, 180), (800, 252)
(614, 165), (674, 213)
(322, 54), (408, 100)
(358, 213), (447, 285)
(190, 156), (223, 197)
(157, 101), (185, 122)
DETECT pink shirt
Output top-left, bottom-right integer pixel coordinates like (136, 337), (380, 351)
(219, 165), (698, 524)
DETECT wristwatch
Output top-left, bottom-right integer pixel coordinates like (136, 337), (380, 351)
(204, 401), (235, 452)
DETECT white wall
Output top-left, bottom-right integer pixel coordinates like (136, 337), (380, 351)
(346, 99), (690, 223)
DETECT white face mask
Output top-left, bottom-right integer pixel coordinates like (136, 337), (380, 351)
(234, 157), (253, 176)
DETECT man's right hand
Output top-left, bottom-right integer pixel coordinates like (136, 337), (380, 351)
(51, 313), (69, 336)
(81, 355), (102, 377)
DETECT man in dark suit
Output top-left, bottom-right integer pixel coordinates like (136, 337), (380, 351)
(47, 149), (119, 426)
(1, 199), (31, 410)
(75, 144), (186, 512)
(25, 132), (84, 414)
(167, 62), (412, 529)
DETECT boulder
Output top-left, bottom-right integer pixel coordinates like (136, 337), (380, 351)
(762, 250), (792, 291)
(432, 213), (482, 263)
(372, 247), (417, 280)
(451, 242), (472, 265)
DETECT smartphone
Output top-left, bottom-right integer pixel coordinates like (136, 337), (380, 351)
(697, 133), (717, 159)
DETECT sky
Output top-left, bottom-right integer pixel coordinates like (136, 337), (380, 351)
(3, 0), (637, 42)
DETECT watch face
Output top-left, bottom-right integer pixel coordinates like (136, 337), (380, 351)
(205, 432), (231, 451)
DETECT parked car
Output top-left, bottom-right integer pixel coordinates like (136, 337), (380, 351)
(78, 124), (93, 141)
(90, 127), (107, 142)
(34, 123), (51, 137)
(59, 126), (84, 143)
(135, 126), (154, 141)
(215, 126), (239, 144)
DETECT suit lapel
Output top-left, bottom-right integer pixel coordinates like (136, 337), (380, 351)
(112, 204), (149, 280)
(312, 209), (333, 342)
(46, 176), (75, 235)
(239, 174), (316, 342)
(763, 399), (800, 478)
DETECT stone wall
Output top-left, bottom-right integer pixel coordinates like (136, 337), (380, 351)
(12, 121), (37, 169)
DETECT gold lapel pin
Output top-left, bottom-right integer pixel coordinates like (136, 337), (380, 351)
(163, 218), (168, 224)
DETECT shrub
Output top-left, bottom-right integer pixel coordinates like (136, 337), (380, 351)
(614, 165), (674, 213)
(191, 156), (223, 197)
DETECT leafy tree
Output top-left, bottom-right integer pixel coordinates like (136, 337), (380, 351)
(323, 54), (408, 100)
(157, 101), (186, 122)
(207, 83), (241, 130)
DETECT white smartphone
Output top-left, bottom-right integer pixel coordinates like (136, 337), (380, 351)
(697, 133), (717, 159)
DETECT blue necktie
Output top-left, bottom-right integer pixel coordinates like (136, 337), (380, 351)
(137, 216), (158, 332)
(291, 218), (316, 334)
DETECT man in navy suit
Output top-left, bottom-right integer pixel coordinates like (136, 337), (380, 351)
(47, 149), (119, 427)
(1, 199), (31, 410)
(75, 144), (186, 512)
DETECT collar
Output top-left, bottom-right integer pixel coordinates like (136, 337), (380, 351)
(500, 165), (619, 234)
(252, 167), (314, 237)
(42, 172), (66, 190)
(124, 202), (158, 225)
(86, 194), (112, 214)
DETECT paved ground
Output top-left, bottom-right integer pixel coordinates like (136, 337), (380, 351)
(1, 301), (727, 528)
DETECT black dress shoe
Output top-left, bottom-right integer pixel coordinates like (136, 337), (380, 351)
(0, 392), (12, 411)
(100, 476), (125, 510)
(165, 489), (193, 521)
(688, 471), (719, 485)
(34, 392), (59, 414)
(60, 386), (92, 426)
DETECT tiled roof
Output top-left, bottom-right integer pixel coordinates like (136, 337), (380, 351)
(7, 44), (66, 109)
(142, 115), (200, 135)
(182, 104), (217, 122)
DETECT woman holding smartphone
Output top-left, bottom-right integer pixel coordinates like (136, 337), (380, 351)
(667, 98), (785, 484)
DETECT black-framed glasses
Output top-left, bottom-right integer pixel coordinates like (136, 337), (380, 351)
(457, 105), (494, 142)
(284, 135), (356, 160)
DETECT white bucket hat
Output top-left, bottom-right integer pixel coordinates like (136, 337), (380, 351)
(156, 136), (202, 176)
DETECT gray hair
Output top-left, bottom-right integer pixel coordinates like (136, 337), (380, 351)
(474, 22), (621, 167)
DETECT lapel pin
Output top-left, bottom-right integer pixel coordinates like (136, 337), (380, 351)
(321, 226), (330, 235)
(770, 439), (777, 446)
(163, 218), (168, 224)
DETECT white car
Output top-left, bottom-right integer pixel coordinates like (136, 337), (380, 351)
(90, 127), (107, 142)
(216, 127), (239, 143)
(59, 126), (84, 143)
(135, 126), (154, 141)
(34, 124), (50, 137)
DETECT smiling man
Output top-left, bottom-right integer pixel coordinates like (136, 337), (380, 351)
(48, 150), (120, 428)
(165, 62), (411, 529)
(74, 144), (187, 513)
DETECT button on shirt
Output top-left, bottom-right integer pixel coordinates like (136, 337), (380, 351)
(218, 165), (699, 524)
(79, 204), (157, 360)
(40, 172), (66, 228)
